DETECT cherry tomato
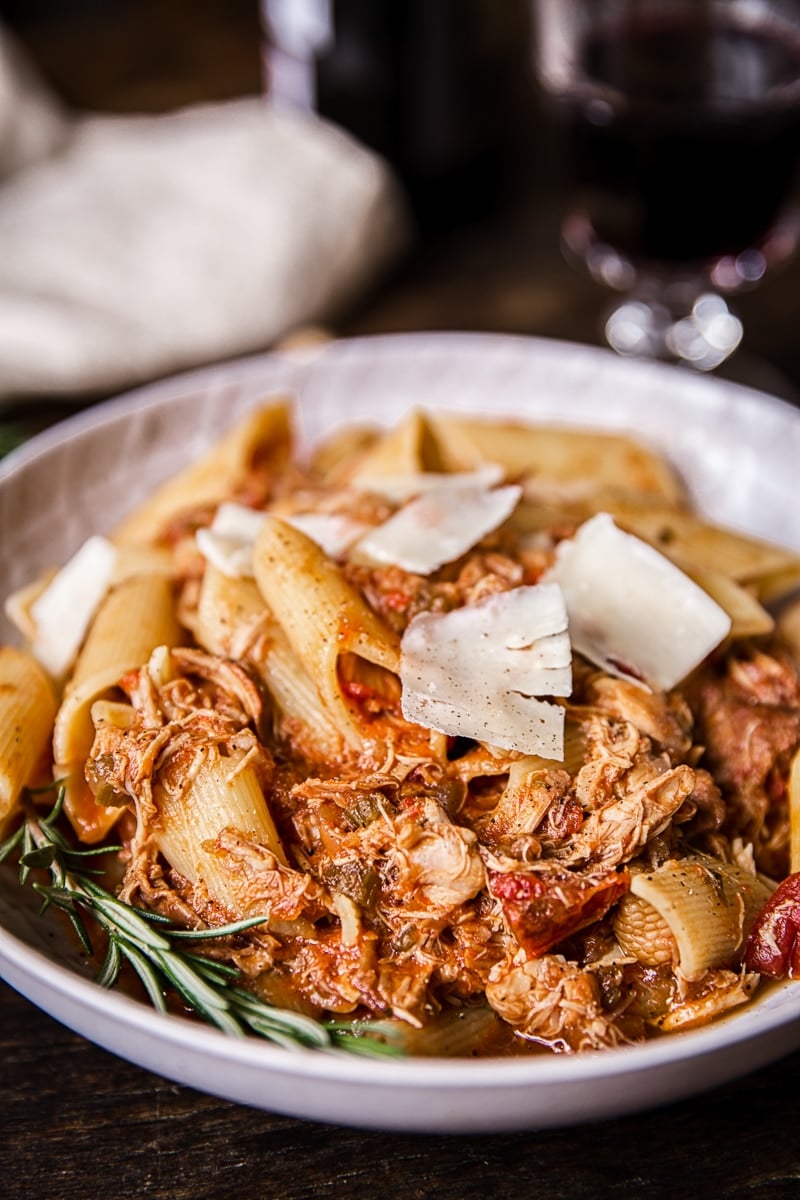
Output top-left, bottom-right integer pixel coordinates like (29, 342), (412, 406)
(745, 872), (800, 978)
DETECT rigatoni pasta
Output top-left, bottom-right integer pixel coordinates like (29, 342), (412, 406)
(3, 399), (800, 1055)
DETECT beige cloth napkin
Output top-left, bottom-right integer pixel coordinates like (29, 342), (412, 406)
(0, 25), (411, 401)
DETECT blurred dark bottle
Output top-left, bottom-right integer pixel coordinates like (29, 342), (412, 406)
(261, 0), (530, 233)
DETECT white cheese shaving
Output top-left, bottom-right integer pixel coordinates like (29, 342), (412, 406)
(352, 463), (504, 503)
(30, 535), (118, 678)
(195, 527), (256, 578)
(544, 512), (732, 691)
(193, 501), (262, 577)
(400, 582), (571, 759)
(209, 502), (265, 542)
(285, 512), (371, 560)
(355, 483), (522, 575)
(196, 501), (369, 576)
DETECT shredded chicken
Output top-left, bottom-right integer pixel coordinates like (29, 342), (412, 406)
(686, 645), (800, 876)
(564, 763), (696, 868)
(78, 621), (800, 1049)
(583, 671), (694, 756)
(486, 952), (627, 1051)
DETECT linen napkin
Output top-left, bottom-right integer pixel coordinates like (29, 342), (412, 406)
(0, 23), (412, 402)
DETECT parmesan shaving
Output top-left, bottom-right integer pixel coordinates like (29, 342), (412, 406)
(30, 535), (117, 678)
(209, 502), (265, 542)
(352, 462), (504, 502)
(545, 512), (732, 690)
(400, 582), (571, 759)
(355, 483), (522, 575)
(286, 512), (370, 560)
(196, 502), (367, 576)
(195, 528), (255, 578)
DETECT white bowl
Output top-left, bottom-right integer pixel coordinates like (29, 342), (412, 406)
(2, 332), (800, 1133)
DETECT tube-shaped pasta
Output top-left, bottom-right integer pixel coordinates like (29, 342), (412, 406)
(193, 564), (345, 757)
(0, 645), (57, 831)
(191, 564), (268, 659)
(53, 573), (180, 841)
(308, 425), (380, 485)
(678, 564), (774, 640)
(453, 722), (585, 786)
(253, 516), (400, 751)
(112, 400), (292, 546)
(429, 417), (687, 504)
(789, 746), (800, 875)
(613, 853), (773, 981)
(602, 498), (800, 585)
(357, 1003), (501, 1056)
(3, 572), (54, 642)
(778, 594), (800, 672)
(155, 746), (287, 915)
(54, 573), (181, 765)
(347, 409), (443, 479)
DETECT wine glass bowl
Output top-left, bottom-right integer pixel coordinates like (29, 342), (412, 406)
(533, 0), (800, 370)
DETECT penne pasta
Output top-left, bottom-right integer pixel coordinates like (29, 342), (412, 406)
(357, 1003), (503, 1057)
(191, 563), (347, 757)
(428, 415), (688, 504)
(3, 572), (54, 643)
(678, 564), (775, 640)
(347, 409), (478, 484)
(777, 592), (800, 670)
(113, 399), (293, 546)
(600, 496), (800, 588)
(308, 425), (382, 486)
(0, 645), (57, 832)
(789, 747), (800, 875)
(252, 515), (400, 752)
(54, 574), (181, 766)
(190, 563), (268, 659)
(53, 573), (181, 840)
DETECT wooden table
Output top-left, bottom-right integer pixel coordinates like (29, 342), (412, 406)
(3, 977), (800, 1200)
(3, 5), (800, 1197)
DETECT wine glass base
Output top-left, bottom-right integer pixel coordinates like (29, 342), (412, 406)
(604, 293), (743, 371)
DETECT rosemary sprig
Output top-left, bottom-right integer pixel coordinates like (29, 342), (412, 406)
(0, 790), (401, 1058)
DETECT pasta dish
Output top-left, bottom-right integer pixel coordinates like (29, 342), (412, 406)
(2, 400), (800, 1056)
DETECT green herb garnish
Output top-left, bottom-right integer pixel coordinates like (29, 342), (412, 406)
(0, 788), (401, 1058)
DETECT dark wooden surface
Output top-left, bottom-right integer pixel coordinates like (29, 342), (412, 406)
(3, 5), (800, 1196)
(4, 976), (800, 1200)
(4, 974), (800, 1200)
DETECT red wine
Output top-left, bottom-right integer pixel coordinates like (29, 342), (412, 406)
(559, 10), (800, 269)
(264, 0), (531, 233)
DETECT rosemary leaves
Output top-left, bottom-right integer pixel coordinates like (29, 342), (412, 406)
(0, 789), (400, 1058)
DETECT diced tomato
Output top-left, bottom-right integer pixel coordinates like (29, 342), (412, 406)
(341, 679), (378, 702)
(488, 866), (630, 958)
(745, 873), (800, 978)
(382, 589), (412, 612)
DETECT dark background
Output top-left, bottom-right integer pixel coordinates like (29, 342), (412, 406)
(2, 0), (799, 405)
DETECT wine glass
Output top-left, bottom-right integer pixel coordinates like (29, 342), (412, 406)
(532, 0), (800, 370)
